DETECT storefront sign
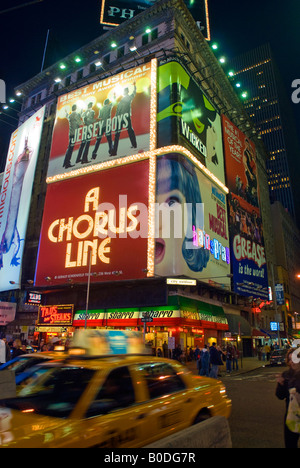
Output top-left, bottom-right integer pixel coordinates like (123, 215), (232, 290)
(37, 305), (74, 327)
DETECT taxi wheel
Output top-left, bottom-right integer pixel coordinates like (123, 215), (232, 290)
(193, 409), (211, 425)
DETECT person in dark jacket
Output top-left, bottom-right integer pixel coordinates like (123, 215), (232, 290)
(209, 342), (223, 379)
(276, 348), (300, 448)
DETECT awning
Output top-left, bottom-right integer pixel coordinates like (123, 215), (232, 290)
(225, 314), (251, 337)
(252, 329), (268, 338)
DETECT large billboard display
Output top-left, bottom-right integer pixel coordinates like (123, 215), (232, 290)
(155, 153), (230, 288)
(47, 63), (154, 178)
(222, 115), (269, 299)
(100, 0), (211, 40)
(35, 160), (150, 286)
(0, 107), (45, 292)
(157, 59), (225, 185)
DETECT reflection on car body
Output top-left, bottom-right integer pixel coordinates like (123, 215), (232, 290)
(0, 354), (231, 448)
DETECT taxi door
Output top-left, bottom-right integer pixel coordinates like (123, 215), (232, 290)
(132, 361), (194, 445)
(75, 365), (147, 448)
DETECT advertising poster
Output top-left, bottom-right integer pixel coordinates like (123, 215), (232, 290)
(222, 115), (269, 299)
(0, 302), (16, 326)
(35, 160), (149, 286)
(157, 59), (225, 184)
(47, 63), (153, 178)
(0, 107), (45, 292)
(100, 0), (211, 39)
(155, 153), (230, 288)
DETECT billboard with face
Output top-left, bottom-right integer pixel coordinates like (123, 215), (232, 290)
(157, 59), (225, 185)
(47, 63), (154, 178)
(222, 115), (269, 299)
(0, 107), (45, 291)
(155, 153), (230, 288)
(35, 160), (150, 286)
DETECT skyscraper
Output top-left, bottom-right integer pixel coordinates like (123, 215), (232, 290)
(229, 43), (300, 227)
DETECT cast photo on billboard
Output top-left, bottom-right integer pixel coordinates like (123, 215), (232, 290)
(157, 58), (226, 185)
(222, 115), (269, 299)
(0, 106), (45, 292)
(35, 159), (150, 287)
(155, 153), (231, 288)
(47, 63), (153, 178)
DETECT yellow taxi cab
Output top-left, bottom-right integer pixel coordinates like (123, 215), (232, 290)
(0, 331), (231, 448)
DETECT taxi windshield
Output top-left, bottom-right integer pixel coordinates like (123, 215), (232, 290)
(2, 365), (95, 419)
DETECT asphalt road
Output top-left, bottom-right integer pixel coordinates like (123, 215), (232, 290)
(222, 366), (289, 448)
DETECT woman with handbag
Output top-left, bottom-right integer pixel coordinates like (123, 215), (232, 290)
(276, 348), (300, 448)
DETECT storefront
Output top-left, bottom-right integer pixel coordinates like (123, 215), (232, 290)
(72, 295), (229, 355)
(35, 304), (75, 347)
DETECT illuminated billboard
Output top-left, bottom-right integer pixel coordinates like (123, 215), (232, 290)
(157, 59), (225, 184)
(0, 107), (45, 292)
(155, 153), (230, 288)
(100, 0), (211, 40)
(47, 62), (156, 179)
(35, 160), (150, 286)
(222, 115), (269, 299)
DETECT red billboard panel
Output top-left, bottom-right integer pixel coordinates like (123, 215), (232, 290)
(35, 160), (149, 286)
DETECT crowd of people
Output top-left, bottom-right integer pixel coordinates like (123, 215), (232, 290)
(0, 336), (67, 365)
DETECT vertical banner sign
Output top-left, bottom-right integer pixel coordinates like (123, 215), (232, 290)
(35, 160), (149, 286)
(0, 107), (45, 291)
(47, 63), (152, 179)
(222, 115), (268, 299)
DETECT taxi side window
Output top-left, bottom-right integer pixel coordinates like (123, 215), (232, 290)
(139, 363), (186, 399)
(86, 366), (135, 418)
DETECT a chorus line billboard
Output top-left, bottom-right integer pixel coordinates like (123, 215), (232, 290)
(35, 160), (150, 286)
(157, 59), (225, 185)
(155, 153), (231, 288)
(0, 107), (45, 292)
(222, 115), (269, 299)
(47, 63), (154, 178)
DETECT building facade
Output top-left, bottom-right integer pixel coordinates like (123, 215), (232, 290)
(0, 0), (280, 356)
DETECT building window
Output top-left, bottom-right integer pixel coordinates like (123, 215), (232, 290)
(77, 69), (83, 81)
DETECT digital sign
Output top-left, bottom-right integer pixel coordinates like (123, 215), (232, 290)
(100, 0), (211, 40)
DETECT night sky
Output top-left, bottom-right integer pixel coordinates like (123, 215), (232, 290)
(0, 0), (299, 169)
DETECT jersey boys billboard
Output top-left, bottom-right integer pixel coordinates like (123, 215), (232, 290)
(35, 160), (150, 286)
(222, 115), (268, 299)
(47, 63), (153, 178)
(0, 107), (45, 292)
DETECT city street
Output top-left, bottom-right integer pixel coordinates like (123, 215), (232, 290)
(223, 366), (288, 448)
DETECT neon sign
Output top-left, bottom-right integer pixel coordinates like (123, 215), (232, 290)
(193, 225), (230, 264)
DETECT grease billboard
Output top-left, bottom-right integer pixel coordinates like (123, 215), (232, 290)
(222, 115), (268, 299)
(0, 107), (45, 291)
(47, 63), (153, 178)
(35, 160), (149, 286)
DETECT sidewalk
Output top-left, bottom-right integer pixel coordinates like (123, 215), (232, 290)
(186, 357), (265, 376)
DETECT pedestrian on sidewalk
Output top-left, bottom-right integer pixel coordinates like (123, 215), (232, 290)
(275, 348), (300, 448)
(232, 345), (239, 371)
(209, 342), (223, 379)
(199, 345), (210, 377)
(226, 344), (233, 374)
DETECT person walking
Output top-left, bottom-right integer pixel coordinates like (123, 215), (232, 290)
(232, 345), (239, 371)
(226, 344), (233, 374)
(199, 345), (210, 377)
(276, 348), (300, 448)
(209, 342), (223, 379)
